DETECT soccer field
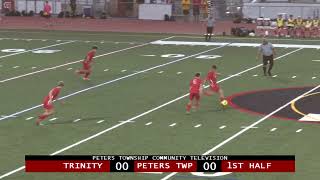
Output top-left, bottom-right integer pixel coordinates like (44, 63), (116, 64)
(0, 30), (319, 180)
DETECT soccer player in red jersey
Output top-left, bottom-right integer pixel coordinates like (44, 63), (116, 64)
(203, 65), (225, 102)
(75, 46), (98, 80)
(36, 81), (64, 126)
(186, 73), (203, 114)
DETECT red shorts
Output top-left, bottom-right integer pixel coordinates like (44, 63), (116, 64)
(189, 93), (200, 100)
(210, 83), (220, 92)
(83, 62), (91, 70)
(43, 100), (53, 110)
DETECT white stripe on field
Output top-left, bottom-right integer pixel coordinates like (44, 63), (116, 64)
(49, 118), (57, 121)
(73, 119), (81, 122)
(270, 128), (277, 132)
(194, 124), (202, 128)
(145, 122), (152, 126)
(26, 117), (34, 120)
(169, 123), (176, 127)
(296, 129), (303, 133)
(97, 120), (105, 124)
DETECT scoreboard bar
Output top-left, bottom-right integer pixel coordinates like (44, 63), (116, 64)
(25, 155), (295, 173)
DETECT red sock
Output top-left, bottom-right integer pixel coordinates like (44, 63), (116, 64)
(84, 72), (91, 78)
(186, 104), (192, 112)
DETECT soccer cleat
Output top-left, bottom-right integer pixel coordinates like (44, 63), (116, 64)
(83, 77), (90, 81)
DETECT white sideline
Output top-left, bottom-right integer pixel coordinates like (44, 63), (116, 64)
(0, 47), (301, 179)
(160, 85), (320, 180)
(0, 36), (174, 83)
(0, 41), (75, 60)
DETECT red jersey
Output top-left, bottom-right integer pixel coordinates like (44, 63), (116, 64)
(84, 50), (96, 64)
(206, 71), (218, 85)
(44, 87), (61, 102)
(189, 77), (202, 94)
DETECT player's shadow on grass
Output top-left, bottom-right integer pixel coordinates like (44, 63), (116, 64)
(47, 116), (109, 125)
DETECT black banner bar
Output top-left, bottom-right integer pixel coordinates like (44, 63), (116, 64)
(25, 155), (295, 161)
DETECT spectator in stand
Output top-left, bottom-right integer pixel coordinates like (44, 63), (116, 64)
(312, 17), (319, 37)
(304, 17), (313, 38)
(182, 0), (191, 22)
(286, 15), (295, 38)
(275, 14), (284, 37)
(193, 0), (201, 22)
(295, 16), (304, 38)
(43, 1), (52, 27)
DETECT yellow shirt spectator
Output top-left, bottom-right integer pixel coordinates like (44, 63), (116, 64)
(287, 18), (295, 27)
(305, 20), (312, 28)
(296, 18), (303, 27)
(313, 19), (319, 27)
(276, 18), (284, 28)
(182, 0), (191, 10)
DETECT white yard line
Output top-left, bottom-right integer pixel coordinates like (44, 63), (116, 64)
(145, 122), (152, 126)
(169, 123), (177, 127)
(49, 117), (58, 121)
(73, 119), (81, 123)
(296, 129), (303, 133)
(25, 117), (34, 120)
(194, 124), (202, 128)
(160, 84), (320, 180)
(0, 37), (173, 84)
(97, 120), (105, 124)
(270, 128), (277, 132)
(219, 125), (226, 129)
(0, 48), (301, 179)
(0, 41), (74, 61)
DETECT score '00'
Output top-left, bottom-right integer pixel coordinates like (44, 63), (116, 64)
(115, 162), (129, 171)
(202, 162), (217, 171)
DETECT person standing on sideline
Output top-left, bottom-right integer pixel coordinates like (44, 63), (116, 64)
(257, 38), (276, 76)
(43, 1), (52, 26)
(205, 16), (214, 41)
(193, 0), (201, 22)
